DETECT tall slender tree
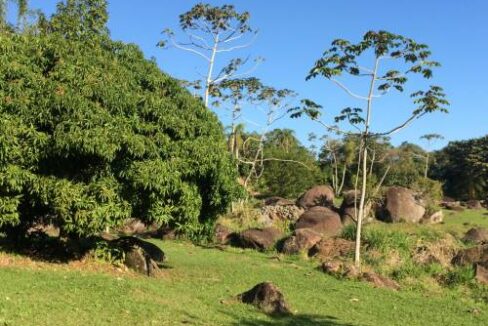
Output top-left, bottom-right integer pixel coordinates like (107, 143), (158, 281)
(159, 3), (259, 107)
(291, 31), (449, 267)
(419, 133), (444, 178)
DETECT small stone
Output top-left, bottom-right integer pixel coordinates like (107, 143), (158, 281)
(361, 272), (400, 291)
(238, 282), (291, 315)
(475, 263), (488, 285)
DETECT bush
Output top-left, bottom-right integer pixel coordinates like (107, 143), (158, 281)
(216, 200), (263, 232)
(93, 240), (125, 266)
(0, 7), (239, 239)
(412, 178), (444, 212)
(391, 260), (424, 280)
(340, 223), (357, 241)
(259, 131), (322, 198)
(442, 266), (475, 288)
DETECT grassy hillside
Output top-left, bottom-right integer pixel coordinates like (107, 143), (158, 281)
(1, 210), (488, 326)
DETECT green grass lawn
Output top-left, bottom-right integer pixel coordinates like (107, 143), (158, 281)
(1, 209), (488, 325)
(365, 208), (488, 238)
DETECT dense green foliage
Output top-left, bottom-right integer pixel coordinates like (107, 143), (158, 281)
(259, 129), (321, 198)
(432, 135), (488, 200)
(0, 1), (239, 238)
(316, 136), (443, 200)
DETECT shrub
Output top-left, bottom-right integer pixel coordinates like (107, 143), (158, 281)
(442, 266), (475, 288)
(93, 240), (125, 266)
(340, 223), (357, 241)
(0, 5), (240, 239)
(391, 260), (424, 280)
(412, 177), (444, 212)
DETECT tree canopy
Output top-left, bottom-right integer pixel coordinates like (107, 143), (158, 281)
(432, 135), (488, 200)
(0, 0), (239, 238)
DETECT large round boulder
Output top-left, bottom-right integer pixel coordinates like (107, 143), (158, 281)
(421, 210), (444, 224)
(238, 282), (291, 315)
(475, 264), (488, 285)
(462, 228), (488, 244)
(339, 190), (359, 225)
(280, 228), (322, 255)
(214, 224), (236, 245)
(308, 238), (355, 260)
(113, 236), (165, 276)
(378, 186), (425, 223)
(296, 185), (335, 209)
(466, 200), (483, 210)
(452, 244), (488, 266)
(238, 227), (283, 251)
(295, 206), (342, 237)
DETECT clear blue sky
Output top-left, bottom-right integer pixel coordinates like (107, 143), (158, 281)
(26, 0), (488, 149)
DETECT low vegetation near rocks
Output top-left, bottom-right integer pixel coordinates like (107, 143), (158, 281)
(215, 184), (488, 297)
(1, 237), (488, 325)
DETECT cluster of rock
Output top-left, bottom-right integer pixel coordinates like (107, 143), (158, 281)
(259, 199), (304, 226)
(219, 185), (346, 255)
(441, 199), (486, 212)
(452, 227), (488, 284)
(100, 184), (485, 280)
(222, 185), (450, 255)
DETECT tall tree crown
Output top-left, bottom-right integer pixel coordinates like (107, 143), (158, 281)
(179, 3), (252, 34)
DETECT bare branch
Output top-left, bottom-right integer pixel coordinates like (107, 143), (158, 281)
(241, 117), (263, 128)
(358, 65), (374, 74)
(312, 118), (355, 136)
(169, 37), (211, 62)
(376, 112), (426, 136)
(186, 32), (212, 49)
(216, 33), (258, 53)
(372, 165), (391, 198)
(331, 79), (369, 100)
(238, 157), (314, 170)
(223, 31), (245, 43)
(260, 158), (314, 170)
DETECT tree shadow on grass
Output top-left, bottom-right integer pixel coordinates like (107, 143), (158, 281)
(0, 232), (97, 263)
(224, 311), (358, 326)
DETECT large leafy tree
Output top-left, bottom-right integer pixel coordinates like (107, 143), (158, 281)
(291, 31), (449, 267)
(260, 129), (320, 198)
(0, 0), (239, 239)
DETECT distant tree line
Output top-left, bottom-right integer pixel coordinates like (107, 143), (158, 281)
(432, 135), (488, 200)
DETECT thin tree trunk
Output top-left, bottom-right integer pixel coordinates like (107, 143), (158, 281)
(354, 57), (379, 268)
(204, 34), (219, 107)
(229, 103), (238, 157)
(424, 153), (429, 178)
(355, 144), (368, 267)
(332, 152), (339, 194)
(369, 149), (375, 176)
(353, 138), (364, 224)
(338, 164), (347, 195)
